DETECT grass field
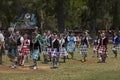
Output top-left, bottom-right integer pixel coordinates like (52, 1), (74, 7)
(0, 45), (120, 80)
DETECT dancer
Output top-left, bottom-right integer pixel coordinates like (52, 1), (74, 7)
(47, 30), (52, 62)
(34, 30), (42, 61)
(51, 34), (60, 68)
(30, 33), (40, 69)
(67, 33), (76, 59)
(41, 31), (50, 64)
(92, 36), (99, 57)
(21, 33), (30, 66)
(59, 33), (67, 63)
(97, 33), (108, 63)
(16, 30), (24, 66)
(80, 32), (90, 62)
(112, 32), (120, 58)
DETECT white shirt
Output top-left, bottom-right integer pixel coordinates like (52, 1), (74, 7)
(0, 33), (4, 42)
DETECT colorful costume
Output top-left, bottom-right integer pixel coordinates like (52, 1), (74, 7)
(22, 39), (30, 56)
(36, 34), (42, 52)
(67, 36), (76, 53)
(80, 37), (89, 55)
(59, 38), (67, 56)
(97, 37), (108, 63)
(30, 39), (40, 69)
(41, 36), (50, 54)
(52, 39), (59, 57)
(47, 34), (52, 61)
(98, 37), (108, 54)
(52, 38), (60, 68)
(112, 36), (120, 51)
(31, 40), (40, 60)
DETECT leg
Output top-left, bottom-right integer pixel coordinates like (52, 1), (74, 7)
(56, 54), (60, 65)
(92, 51), (95, 57)
(102, 53), (107, 63)
(71, 52), (74, 59)
(48, 52), (52, 62)
(33, 59), (37, 69)
(21, 55), (26, 66)
(83, 54), (87, 62)
(37, 54), (40, 61)
(43, 54), (48, 64)
(52, 56), (56, 68)
(63, 56), (66, 63)
(113, 50), (117, 58)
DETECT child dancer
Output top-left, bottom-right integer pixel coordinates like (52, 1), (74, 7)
(67, 33), (76, 59)
(97, 33), (108, 63)
(30, 34), (40, 69)
(47, 30), (52, 62)
(112, 32), (120, 58)
(16, 31), (24, 66)
(34, 30), (43, 61)
(51, 34), (60, 68)
(59, 33), (67, 63)
(21, 33), (30, 66)
(80, 32), (90, 62)
(41, 32), (50, 64)
(93, 36), (99, 57)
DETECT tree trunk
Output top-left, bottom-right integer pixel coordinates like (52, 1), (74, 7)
(112, 1), (119, 32)
(55, 0), (65, 33)
(89, 0), (96, 40)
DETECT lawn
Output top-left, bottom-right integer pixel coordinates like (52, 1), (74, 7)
(0, 45), (120, 80)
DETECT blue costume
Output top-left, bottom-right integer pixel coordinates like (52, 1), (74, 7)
(67, 36), (76, 53)
(31, 40), (40, 60)
(112, 36), (120, 51)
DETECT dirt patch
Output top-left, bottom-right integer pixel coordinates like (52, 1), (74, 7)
(0, 64), (50, 73)
(83, 61), (97, 64)
(76, 60), (97, 64)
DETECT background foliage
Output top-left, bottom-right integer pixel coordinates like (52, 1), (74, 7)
(0, 0), (120, 33)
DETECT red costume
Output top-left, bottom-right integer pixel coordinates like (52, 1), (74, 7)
(22, 39), (30, 56)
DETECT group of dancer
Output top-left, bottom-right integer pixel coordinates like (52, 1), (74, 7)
(0, 28), (119, 69)
(5, 28), (73, 69)
(93, 32), (120, 63)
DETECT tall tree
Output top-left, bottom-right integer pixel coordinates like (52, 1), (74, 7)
(88, 0), (97, 39)
(55, 0), (65, 32)
(112, 0), (119, 31)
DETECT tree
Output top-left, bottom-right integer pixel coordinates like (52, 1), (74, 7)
(55, 0), (65, 32)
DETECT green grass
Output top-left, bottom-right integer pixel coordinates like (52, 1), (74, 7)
(0, 45), (120, 80)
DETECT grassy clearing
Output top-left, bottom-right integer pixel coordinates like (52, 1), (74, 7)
(0, 45), (120, 80)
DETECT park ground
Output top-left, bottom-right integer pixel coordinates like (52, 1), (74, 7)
(0, 45), (120, 80)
